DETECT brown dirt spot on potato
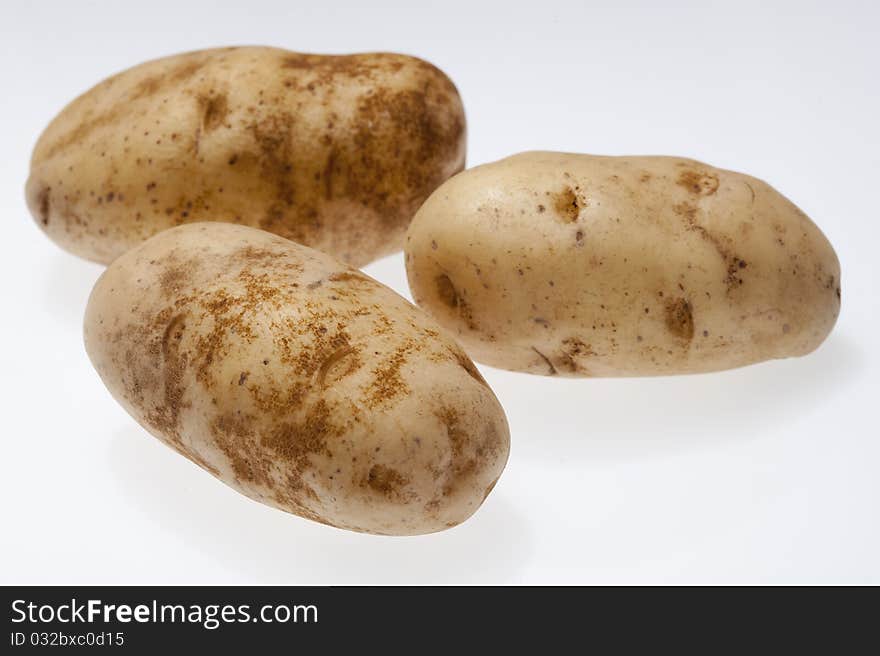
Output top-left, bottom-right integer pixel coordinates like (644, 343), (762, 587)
(482, 477), (501, 503)
(191, 293), (238, 382)
(345, 85), (465, 227)
(434, 274), (479, 330)
(158, 263), (191, 297)
(280, 54), (315, 70)
(130, 75), (162, 100)
(250, 112), (297, 234)
(37, 56), (207, 161)
(322, 147), (338, 199)
(673, 200), (698, 222)
(168, 442), (220, 477)
(211, 406), (332, 525)
(211, 411), (271, 486)
(261, 400), (339, 497)
(40, 107), (124, 160)
(292, 322), (353, 372)
(434, 408), (501, 500)
(364, 341), (416, 407)
(231, 397), (346, 523)
(279, 53), (373, 79)
(367, 464), (409, 496)
(456, 295), (478, 332)
(276, 484), (334, 526)
(188, 276), (361, 418)
(234, 245), (303, 271)
(437, 408), (471, 483)
(262, 400), (334, 464)
(677, 170), (720, 196)
(435, 273), (459, 308)
(553, 186), (580, 222)
(238, 270), (284, 305)
(37, 187), (51, 226)
(198, 92), (229, 131)
(563, 337), (595, 356)
(824, 274), (841, 302)
(169, 58), (205, 83)
(279, 52), (411, 84)
(665, 298), (695, 341)
(103, 244), (386, 525)
(101, 51), (463, 260)
(556, 352), (578, 373)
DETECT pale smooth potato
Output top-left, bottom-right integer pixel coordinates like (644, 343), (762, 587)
(405, 151), (841, 376)
(84, 223), (507, 535)
(27, 47), (466, 266)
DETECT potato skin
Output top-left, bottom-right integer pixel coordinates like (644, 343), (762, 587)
(84, 223), (507, 535)
(405, 151), (841, 376)
(27, 47), (466, 266)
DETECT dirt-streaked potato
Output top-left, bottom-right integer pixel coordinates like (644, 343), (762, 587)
(84, 223), (507, 535)
(405, 151), (841, 376)
(27, 47), (466, 266)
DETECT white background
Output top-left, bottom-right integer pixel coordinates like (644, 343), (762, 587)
(1, 0), (877, 584)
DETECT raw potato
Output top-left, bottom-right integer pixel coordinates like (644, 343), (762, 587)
(405, 151), (841, 376)
(84, 223), (507, 535)
(27, 46), (466, 266)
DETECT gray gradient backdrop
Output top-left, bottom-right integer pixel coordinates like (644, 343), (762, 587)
(1, 0), (877, 583)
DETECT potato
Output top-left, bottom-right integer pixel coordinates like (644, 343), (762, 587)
(84, 223), (507, 535)
(27, 47), (465, 266)
(405, 151), (840, 376)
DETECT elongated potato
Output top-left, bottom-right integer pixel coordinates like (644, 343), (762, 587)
(84, 223), (507, 535)
(28, 47), (465, 266)
(405, 151), (841, 376)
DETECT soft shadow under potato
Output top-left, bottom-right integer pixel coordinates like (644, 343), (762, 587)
(107, 427), (532, 584)
(490, 334), (862, 464)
